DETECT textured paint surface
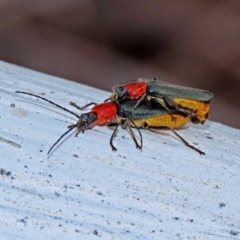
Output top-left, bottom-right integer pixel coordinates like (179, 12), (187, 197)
(0, 61), (240, 240)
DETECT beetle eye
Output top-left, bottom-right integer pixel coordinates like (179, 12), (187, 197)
(78, 112), (97, 129)
(115, 86), (128, 100)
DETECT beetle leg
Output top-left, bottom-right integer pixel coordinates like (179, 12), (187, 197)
(163, 95), (194, 116)
(141, 122), (205, 155)
(128, 119), (142, 149)
(119, 119), (142, 149)
(109, 123), (119, 151)
(69, 102), (98, 110)
(166, 127), (205, 155)
(149, 96), (177, 122)
(131, 93), (147, 118)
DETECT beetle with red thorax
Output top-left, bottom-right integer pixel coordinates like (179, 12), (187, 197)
(15, 91), (142, 154)
(108, 77), (213, 124)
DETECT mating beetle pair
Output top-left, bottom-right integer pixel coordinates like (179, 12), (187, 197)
(108, 77), (212, 124)
(16, 77), (213, 155)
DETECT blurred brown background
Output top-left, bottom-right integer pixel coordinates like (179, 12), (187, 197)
(1, 0), (240, 129)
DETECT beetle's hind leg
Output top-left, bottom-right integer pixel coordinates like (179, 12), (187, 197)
(162, 95), (194, 116)
(141, 122), (205, 155)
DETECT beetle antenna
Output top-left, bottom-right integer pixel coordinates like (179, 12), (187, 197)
(16, 91), (80, 118)
(104, 97), (111, 102)
(48, 124), (77, 154)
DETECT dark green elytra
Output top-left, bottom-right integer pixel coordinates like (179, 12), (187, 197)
(117, 100), (181, 120)
(146, 78), (213, 102)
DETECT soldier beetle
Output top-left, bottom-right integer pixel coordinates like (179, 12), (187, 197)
(15, 91), (142, 154)
(107, 77), (214, 124)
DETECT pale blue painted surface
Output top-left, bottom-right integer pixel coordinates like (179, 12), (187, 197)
(0, 61), (240, 240)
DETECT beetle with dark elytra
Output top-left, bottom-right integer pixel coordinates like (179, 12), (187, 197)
(106, 77), (213, 124)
